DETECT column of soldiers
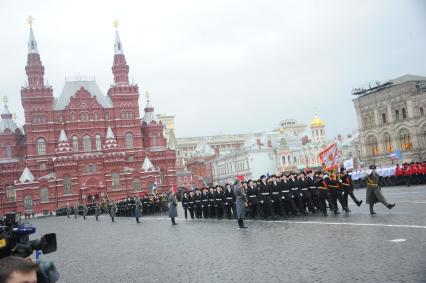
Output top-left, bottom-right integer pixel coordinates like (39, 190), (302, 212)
(181, 168), (369, 219)
(351, 161), (426, 189)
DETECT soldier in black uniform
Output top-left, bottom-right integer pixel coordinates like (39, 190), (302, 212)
(288, 174), (305, 215)
(258, 175), (272, 219)
(194, 189), (203, 219)
(279, 174), (295, 216)
(208, 187), (216, 218)
(181, 191), (189, 219)
(215, 185), (225, 218)
(201, 188), (210, 218)
(306, 171), (320, 212)
(188, 191), (195, 219)
(246, 179), (259, 219)
(224, 183), (236, 219)
(329, 173), (348, 213)
(340, 168), (362, 210)
(318, 174), (337, 215)
(269, 175), (283, 218)
(298, 173), (315, 214)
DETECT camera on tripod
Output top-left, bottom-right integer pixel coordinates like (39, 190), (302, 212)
(0, 212), (57, 259)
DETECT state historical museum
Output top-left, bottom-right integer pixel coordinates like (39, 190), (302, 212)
(0, 25), (176, 215)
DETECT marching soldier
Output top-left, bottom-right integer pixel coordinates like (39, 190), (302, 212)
(135, 196), (142, 223)
(288, 174), (305, 215)
(328, 173), (348, 213)
(298, 173), (315, 214)
(224, 183), (236, 219)
(366, 165), (395, 215)
(82, 203), (88, 220)
(95, 202), (101, 221)
(258, 175), (272, 219)
(246, 179), (259, 219)
(317, 174), (336, 216)
(110, 200), (117, 222)
(188, 191), (195, 219)
(201, 188), (210, 218)
(181, 191), (189, 219)
(66, 202), (71, 219)
(74, 202), (79, 219)
(194, 189), (203, 219)
(208, 187), (216, 218)
(215, 185), (225, 218)
(279, 174), (297, 216)
(340, 168), (362, 210)
(269, 175), (282, 218)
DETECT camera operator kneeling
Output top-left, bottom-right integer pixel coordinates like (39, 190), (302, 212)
(0, 256), (38, 283)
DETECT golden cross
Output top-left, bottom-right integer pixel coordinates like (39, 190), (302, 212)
(113, 19), (119, 29)
(27, 16), (34, 28)
(145, 91), (150, 100)
(3, 95), (8, 104)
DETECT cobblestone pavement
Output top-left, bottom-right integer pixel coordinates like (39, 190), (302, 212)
(30, 186), (426, 283)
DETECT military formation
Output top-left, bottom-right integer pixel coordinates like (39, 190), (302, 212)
(181, 165), (396, 219)
(59, 193), (169, 223)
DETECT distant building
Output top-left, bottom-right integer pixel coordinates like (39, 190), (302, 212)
(353, 74), (426, 165)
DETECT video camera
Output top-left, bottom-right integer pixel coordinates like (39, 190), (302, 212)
(0, 212), (57, 259)
(0, 212), (59, 283)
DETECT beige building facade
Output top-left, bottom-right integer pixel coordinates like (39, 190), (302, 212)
(353, 74), (426, 165)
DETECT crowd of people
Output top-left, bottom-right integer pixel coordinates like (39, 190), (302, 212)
(181, 165), (396, 220)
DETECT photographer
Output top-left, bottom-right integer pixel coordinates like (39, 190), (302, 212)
(0, 256), (38, 283)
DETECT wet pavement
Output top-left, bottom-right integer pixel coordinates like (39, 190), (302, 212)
(30, 185), (426, 283)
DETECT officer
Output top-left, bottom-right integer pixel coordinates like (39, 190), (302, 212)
(208, 187), (216, 218)
(201, 188), (210, 218)
(246, 179), (259, 219)
(366, 165), (395, 214)
(74, 202), (79, 219)
(224, 183), (236, 219)
(66, 202), (71, 219)
(82, 203), (88, 220)
(110, 200), (117, 222)
(188, 191), (195, 219)
(181, 191), (189, 219)
(95, 202), (101, 221)
(215, 185), (225, 218)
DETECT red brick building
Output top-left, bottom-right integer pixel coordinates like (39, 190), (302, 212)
(186, 155), (216, 188)
(0, 26), (176, 216)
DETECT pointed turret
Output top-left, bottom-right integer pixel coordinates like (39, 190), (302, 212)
(18, 167), (35, 183)
(55, 129), (73, 157)
(103, 126), (118, 150)
(25, 20), (45, 88)
(142, 94), (158, 125)
(141, 92), (166, 150)
(111, 25), (129, 85)
(141, 156), (156, 171)
(0, 98), (19, 134)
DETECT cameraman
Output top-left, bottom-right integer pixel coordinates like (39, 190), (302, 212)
(0, 256), (38, 283)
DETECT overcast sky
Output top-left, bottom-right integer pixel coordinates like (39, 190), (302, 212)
(0, 0), (425, 138)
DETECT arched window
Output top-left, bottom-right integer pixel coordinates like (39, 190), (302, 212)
(37, 138), (46, 155)
(83, 135), (91, 152)
(71, 113), (75, 121)
(420, 107), (424, 117)
(152, 136), (157, 146)
(40, 188), (49, 203)
(72, 136), (79, 152)
(367, 135), (379, 156)
(112, 173), (120, 190)
(399, 129), (412, 151)
(6, 185), (16, 202)
(402, 108), (407, 119)
(24, 195), (33, 210)
(64, 177), (72, 194)
(105, 112), (109, 120)
(5, 146), (12, 158)
(94, 112), (99, 120)
(95, 134), (102, 151)
(132, 178), (141, 192)
(383, 133), (392, 153)
(382, 113), (387, 124)
(125, 132), (134, 148)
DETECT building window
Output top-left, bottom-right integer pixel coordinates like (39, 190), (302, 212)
(381, 113), (387, 124)
(40, 188), (49, 203)
(83, 135), (91, 152)
(399, 130), (412, 152)
(132, 178), (141, 192)
(105, 112), (109, 120)
(287, 155), (291, 164)
(282, 156), (286, 165)
(112, 172), (120, 190)
(64, 177), (72, 195)
(420, 107), (424, 117)
(84, 164), (90, 174)
(5, 146), (12, 158)
(402, 108), (407, 119)
(24, 195), (33, 210)
(367, 135), (379, 156)
(128, 156), (134, 162)
(94, 112), (99, 120)
(37, 138), (46, 155)
(72, 136), (78, 152)
(40, 162), (46, 170)
(384, 134), (392, 153)
(6, 186), (16, 202)
(395, 110), (400, 121)
(71, 113), (75, 121)
(95, 134), (102, 151)
(91, 164), (97, 173)
(152, 136), (157, 146)
(125, 132), (134, 149)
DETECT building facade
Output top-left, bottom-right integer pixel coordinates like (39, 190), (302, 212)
(0, 25), (176, 216)
(353, 74), (426, 165)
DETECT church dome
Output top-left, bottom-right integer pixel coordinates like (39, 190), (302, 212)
(310, 114), (325, 128)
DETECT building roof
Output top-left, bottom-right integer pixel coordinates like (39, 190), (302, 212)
(311, 114), (325, 128)
(54, 80), (113, 110)
(59, 129), (68, 142)
(0, 104), (19, 134)
(389, 74), (426, 85)
(19, 167), (35, 183)
(28, 28), (39, 54)
(142, 99), (158, 124)
(114, 31), (124, 55)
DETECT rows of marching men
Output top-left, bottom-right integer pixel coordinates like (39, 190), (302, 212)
(181, 166), (396, 219)
(351, 161), (426, 188)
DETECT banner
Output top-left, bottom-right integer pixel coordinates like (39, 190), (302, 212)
(389, 149), (402, 161)
(343, 158), (354, 170)
(319, 143), (339, 170)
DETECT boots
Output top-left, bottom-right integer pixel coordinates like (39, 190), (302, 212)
(387, 203), (395, 209)
(238, 218), (247, 228)
(172, 217), (177, 225)
(369, 203), (376, 215)
(357, 200), (363, 207)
